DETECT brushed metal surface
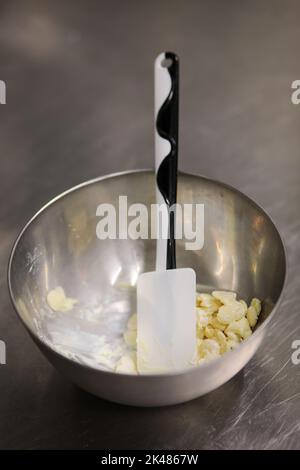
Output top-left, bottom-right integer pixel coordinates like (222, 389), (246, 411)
(0, 0), (299, 449)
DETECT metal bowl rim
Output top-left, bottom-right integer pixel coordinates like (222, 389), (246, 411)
(7, 169), (288, 378)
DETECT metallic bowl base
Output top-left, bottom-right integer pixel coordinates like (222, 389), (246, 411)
(8, 171), (286, 406)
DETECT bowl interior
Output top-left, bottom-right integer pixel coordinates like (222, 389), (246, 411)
(9, 171), (286, 370)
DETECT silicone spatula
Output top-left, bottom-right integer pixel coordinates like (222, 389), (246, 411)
(137, 52), (197, 374)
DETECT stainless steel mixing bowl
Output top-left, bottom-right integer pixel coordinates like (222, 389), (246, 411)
(8, 170), (287, 406)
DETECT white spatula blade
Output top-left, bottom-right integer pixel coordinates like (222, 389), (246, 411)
(137, 268), (197, 374)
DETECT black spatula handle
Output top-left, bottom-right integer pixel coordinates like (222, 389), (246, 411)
(155, 52), (179, 270)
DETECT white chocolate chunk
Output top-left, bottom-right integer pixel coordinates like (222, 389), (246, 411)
(115, 352), (137, 374)
(215, 330), (228, 354)
(226, 331), (241, 350)
(127, 313), (137, 330)
(239, 300), (248, 314)
(122, 291), (260, 371)
(212, 290), (237, 304)
(226, 331), (240, 342)
(246, 306), (258, 328)
(246, 298), (262, 328)
(94, 343), (123, 369)
(204, 325), (215, 339)
(196, 293), (221, 312)
(198, 338), (220, 361)
(47, 286), (77, 312)
(123, 329), (137, 347)
(226, 317), (252, 339)
(196, 308), (212, 328)
(209, 315), (226, 331)
(251, 298), (262, 315)
(227, 340), (240, 350)
(217, 301), (245, 324)
(202, 305), (222, 315)
(197, 326), (204, 340)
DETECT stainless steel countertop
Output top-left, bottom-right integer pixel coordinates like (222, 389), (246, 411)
(0, 0), (299, 449)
